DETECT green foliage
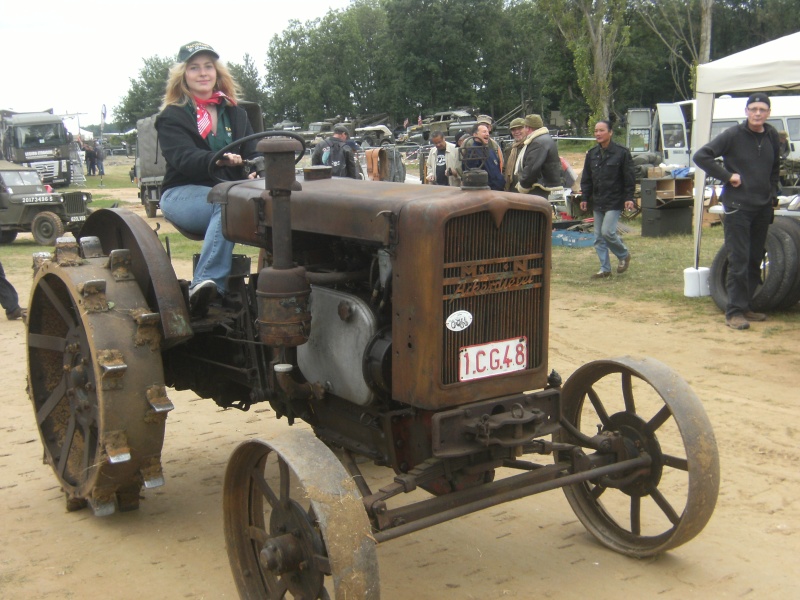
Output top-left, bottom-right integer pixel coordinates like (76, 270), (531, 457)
(228, 54), (269, 113)
(114, 1), (800, 134)
(543, 0), (630, 127)
(114, 56), (174, 129)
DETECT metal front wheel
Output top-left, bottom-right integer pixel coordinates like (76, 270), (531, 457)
(26, 241), (170, 515)
(224, 429), (380, 599)
(556, 356), (719, 558)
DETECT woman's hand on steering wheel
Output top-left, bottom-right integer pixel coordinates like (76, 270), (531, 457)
(215, 152), (244, 167)
(208, 131), (306, 184)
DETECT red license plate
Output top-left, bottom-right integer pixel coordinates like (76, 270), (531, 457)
(459, 337), (527, 382)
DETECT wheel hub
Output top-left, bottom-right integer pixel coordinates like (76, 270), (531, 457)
(605, 411), (663, 496)
(264, 499), (326, 597)
(63, 335), (96, 426)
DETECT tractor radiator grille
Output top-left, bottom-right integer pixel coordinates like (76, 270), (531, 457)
(441, 209), (547, 385)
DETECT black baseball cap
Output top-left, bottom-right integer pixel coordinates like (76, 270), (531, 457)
(746, 93), (771, 108)
(178, 41), (219, 63)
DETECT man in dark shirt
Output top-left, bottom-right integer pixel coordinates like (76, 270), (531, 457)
(579, 120), (635, 279)
(693, 93), (781, 330)
(425, 131), (461, 186)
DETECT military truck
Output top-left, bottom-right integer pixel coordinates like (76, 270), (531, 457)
(1, 110), (75, 187)
(353, 124), (394, 147)
(0, 160), (91, 245)
(407, 109), (474, 144)
(297, 119), (356, 148)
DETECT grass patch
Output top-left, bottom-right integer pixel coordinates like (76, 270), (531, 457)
(552, 218), (800, 324)
(60, 157), (136, 191)
(90, 197), (125, 209)
(552, 218), (725, 305)
(555, 138), (594, 154)
(78, 160), (137, 190)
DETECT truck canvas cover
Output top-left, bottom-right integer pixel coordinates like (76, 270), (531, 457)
(136, 115), (167, 180)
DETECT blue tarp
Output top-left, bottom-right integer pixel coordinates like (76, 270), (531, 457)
(552, 230), (594, 248)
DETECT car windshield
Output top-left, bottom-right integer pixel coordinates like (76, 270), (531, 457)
(1, 170), (42, 186)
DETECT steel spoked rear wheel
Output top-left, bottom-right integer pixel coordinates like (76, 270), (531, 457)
(224, 429), (379, 599)
(27, 240), (170, 515)
(557, 356), (719, 557)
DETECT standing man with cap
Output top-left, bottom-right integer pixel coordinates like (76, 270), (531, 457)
(311, 125), (357, 179)
(693, 93), (781, 330)
(503, 117), (526, 191)
(515, 114), (562, 195)
(579, 119), (635, 279)
(156, 41), (260, 317)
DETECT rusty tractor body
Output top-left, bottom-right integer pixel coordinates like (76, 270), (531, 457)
(25, 133), (719, 599)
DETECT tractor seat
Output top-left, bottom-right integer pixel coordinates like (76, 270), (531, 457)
(165, 218), (205, 241)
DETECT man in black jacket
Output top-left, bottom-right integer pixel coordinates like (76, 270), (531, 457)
(580, 120), (635, 279)
(693, 93), (781, 330)
(515, 114), (562, 195)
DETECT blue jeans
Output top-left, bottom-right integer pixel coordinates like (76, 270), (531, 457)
(0, 261), (21, 317)
(593, 209), (629, 273)
(722, 203), (772, 318)
(161, 185), (234, 294)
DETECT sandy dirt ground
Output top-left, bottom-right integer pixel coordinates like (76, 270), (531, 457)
(1, 181), (799, 599)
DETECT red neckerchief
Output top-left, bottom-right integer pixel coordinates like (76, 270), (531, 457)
(194, 91), (234, 138)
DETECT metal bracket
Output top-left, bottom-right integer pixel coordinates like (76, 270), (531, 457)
(134, 310), (162, 350)
(54, 236), (82, 266)
(140, 457), (166, 489)
(79, 235), (104, 258)
(102, 430), (132, 464)
(78, 279), (109, 313)
(108, 248), (136, 281)
(96, 349), (127, 390)
(146, 384), (174, 414)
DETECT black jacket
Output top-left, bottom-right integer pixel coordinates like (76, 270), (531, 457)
(692, 121), (780, 209)
(156, 102), (257, 191)
(580, 140), (635, 211)
(310, 136), (357, 178)
(517, 130), (562, 190)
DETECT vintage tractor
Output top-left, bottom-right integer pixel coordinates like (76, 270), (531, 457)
(24, 132), (719, 599)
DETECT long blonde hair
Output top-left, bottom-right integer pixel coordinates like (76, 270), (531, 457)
(160, 55), (241, 110)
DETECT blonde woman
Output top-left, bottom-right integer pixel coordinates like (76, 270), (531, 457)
(156, 41), (258, 316)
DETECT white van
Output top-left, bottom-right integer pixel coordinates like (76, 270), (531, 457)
(627, 95), (800, 167)
(626, 102), (694, 167)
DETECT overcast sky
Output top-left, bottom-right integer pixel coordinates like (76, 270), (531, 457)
(3, 0), (353, 131)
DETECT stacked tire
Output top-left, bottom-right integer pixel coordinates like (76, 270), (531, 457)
(709, 216), (800, 312)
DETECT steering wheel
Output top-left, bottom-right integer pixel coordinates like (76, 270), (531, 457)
(208, 130), (306, 183)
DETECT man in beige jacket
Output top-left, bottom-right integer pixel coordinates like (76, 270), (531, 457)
(426, 131), (462, 186)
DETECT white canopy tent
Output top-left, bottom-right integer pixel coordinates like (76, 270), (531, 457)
(691, 31), (800, 269)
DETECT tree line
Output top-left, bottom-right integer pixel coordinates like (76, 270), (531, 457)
(114, 0), (799, 134)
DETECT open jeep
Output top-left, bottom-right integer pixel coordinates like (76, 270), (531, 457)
(0, 160), (91, 245)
